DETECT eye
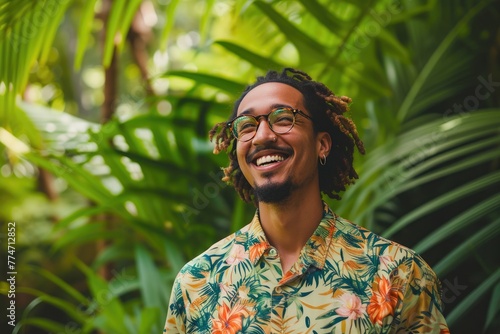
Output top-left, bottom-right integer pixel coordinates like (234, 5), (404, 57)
(234, 116), (257, 133)
(270, 108), (294, 125)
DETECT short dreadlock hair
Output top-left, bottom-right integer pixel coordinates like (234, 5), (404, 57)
(209, 68), (365, 204)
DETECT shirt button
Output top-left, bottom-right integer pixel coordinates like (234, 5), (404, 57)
(275, 286), (282, 293)
(269, 248), (277, 257)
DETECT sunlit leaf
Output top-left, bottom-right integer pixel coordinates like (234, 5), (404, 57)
(164, 70), (246, 95)
(214, 40), (285, 70)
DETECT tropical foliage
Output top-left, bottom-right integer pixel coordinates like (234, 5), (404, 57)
(0, 0), (499, 333)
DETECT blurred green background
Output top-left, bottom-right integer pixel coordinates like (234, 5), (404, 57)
(0, 0), (499, 333)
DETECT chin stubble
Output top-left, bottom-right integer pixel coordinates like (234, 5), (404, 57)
(253, 179), (295, 204)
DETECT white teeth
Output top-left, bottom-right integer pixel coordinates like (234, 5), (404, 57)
(256, 155), (284, 166)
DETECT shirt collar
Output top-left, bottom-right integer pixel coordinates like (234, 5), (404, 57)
(237, 202), (337, 270)
(300, 202), (337, 270)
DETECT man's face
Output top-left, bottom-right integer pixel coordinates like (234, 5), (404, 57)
(235, 82), (329, 203)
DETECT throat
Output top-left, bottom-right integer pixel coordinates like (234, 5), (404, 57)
(258, 197), (325, 273)
(280, 252), (300, 274)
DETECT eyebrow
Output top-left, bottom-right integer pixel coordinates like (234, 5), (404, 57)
(239, 104), (294, 116)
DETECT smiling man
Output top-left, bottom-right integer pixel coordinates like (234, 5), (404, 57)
(163, 68), (449, 333)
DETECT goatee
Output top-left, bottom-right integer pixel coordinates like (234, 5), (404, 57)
(254, 179), (295, 204)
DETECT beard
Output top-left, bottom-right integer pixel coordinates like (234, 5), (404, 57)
(253, 179), (295, 204)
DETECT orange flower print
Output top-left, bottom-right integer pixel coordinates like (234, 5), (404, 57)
(367, 277), (400, 325)
(249, 242), (269, 262)
(440, 325), (450, 334)
(212, 303), (248, 334)
(226, 244), (246, 265)
(335, 292), (366, 320)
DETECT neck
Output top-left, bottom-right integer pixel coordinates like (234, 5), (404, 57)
(257, 190), (324, 272)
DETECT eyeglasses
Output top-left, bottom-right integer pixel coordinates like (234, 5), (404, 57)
(227, 107), (313, 142)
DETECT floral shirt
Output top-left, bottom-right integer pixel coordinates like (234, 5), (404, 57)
(164, 204), (449, 333)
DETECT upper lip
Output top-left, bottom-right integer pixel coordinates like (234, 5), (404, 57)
(246, 146), (293, 165)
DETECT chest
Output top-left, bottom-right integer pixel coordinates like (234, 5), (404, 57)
(183, 258), (390, 334)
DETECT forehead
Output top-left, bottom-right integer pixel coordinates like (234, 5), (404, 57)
(237, 82), (305, 115)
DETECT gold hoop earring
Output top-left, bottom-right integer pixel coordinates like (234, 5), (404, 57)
(319, 154), (327, 166)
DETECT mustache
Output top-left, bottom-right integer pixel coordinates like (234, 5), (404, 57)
(246, 145), (293, 164)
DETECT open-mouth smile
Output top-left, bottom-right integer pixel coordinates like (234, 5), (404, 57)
(255, 154), (286, 166)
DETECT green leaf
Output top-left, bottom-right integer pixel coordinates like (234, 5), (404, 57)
(253, 0), (328, 64)
(23, 266), (89, 306)
(76, 260), (130, 334)
(199, 0), (215, 43)
(26, 152), (114, 204)
(376, 29), (410, 62)
(74, 0), (99, 69)
(414, 193), (500, 253)
(383, 171), (500, 238)
(446, 268), (500, 326)
(388, 4), (431, 25)
(135, 245), (163, 309)
(13, 318), (69, 334)
(55, 205), (114, 230)
(103, 0), (126, 67)
(0, 0), (68, 122)
(337, 110), (500, 223)
(0, 0), (33, 30)
(92, 242), (135, 270)
(397, 0), (492, 121)
(164, 70), (246, 95)
(116, 0), (143, 55)
(164, 238), (186, 275)
(296, 0), (346, 36)
(17, 291), (86, 323)
(51, 222), (117, 252)
(159, 0), (181, 48)
(433, 218), (500, 277)
(38, 0), (70, 65)
(138, 307), (162, 334)
(214, 40), (284, 70)
(484, 282), (500, 332)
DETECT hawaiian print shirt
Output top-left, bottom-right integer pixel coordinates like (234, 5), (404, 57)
(164, 204), (449, 333)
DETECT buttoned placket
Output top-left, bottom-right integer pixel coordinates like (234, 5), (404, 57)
(248, 210), (333, 334)
(263, 247), (298, 334)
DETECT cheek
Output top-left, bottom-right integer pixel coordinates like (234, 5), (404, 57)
(235, 145), (251, 176)
(298, 140), (319, 168)
(235, 144), (245, 165)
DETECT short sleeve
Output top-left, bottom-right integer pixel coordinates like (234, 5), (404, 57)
(393, 254), (449, 333)
(163, 273), (186, 333)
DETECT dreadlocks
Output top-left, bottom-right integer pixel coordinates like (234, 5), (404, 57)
(209, 68), (365, 204)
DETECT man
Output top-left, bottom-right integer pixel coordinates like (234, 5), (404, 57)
(164, 68), (449, 333)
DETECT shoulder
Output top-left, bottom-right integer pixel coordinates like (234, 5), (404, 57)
(334, 219), (443, 283)
(332, 215), (438, 281)
(329, 218), (447, 329)
(334, 216), (416, 256)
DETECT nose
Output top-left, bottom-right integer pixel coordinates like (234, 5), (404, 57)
(251, 117), (275, 145)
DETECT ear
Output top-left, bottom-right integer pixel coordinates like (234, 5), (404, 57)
(316, 131), (332, 158)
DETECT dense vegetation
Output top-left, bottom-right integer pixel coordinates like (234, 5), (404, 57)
(1, 0), (499, 333)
